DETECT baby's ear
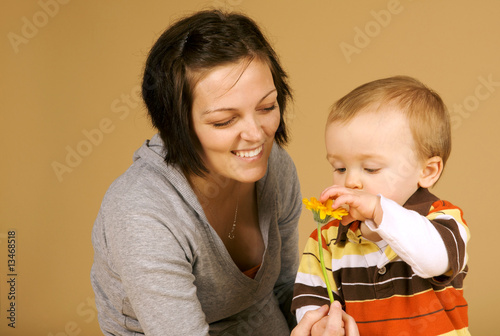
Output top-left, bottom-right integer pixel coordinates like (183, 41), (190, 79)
(418, 156), (443, 188)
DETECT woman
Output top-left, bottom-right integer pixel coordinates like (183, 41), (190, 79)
(91, 9), (357, 335)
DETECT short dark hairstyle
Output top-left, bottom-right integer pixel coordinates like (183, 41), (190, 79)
(142, 10), (292, 176)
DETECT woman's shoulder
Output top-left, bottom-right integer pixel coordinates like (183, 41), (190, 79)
(103, 136), (189, 208)
(94, 159), (201, 254)
(97, 138), (197, 230)
(261, 143), (301, 212)
(104, 160), (168, 204)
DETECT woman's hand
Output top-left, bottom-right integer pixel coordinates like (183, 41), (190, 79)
(291, 301), (359, 336)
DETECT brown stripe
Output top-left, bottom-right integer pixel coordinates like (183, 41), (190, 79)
(402, 188), (438, 215)
(429, 217), (467, 285)
(293, 283), (344, 301)
(333, 261), (465, 301)
(292, 283), (344, 312)
(291, 295), (331, 312)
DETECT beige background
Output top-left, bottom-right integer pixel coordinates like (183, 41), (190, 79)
(1, 0), (498, 335)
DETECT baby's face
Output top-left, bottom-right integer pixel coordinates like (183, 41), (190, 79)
(325, 106), (425, 206)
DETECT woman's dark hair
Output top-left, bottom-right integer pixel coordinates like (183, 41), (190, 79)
(142, 10), (292, 176)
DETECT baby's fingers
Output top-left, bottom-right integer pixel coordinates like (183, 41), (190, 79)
(319, 185), (349, 202)
(331, 193), (360, 210)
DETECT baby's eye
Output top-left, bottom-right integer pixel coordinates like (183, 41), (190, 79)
(334, 168), (346, 173)
(365, 168), (380, 173)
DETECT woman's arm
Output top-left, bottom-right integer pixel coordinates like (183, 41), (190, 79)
(272, 146), (303, 329)
(105, 210), (210, 336)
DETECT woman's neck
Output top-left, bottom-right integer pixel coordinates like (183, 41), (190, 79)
(187, 172), (263, 269)
(187, 173), (253, 206)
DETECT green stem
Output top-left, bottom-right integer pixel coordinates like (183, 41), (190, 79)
(317, 221), (334, 303)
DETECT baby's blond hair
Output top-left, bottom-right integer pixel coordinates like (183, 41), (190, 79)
(328, 76), (451, 167)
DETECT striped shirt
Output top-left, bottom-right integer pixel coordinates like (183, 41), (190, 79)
(292, 188), (470, 336)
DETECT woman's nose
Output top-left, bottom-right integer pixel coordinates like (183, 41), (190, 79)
(240, 115), (264, 142)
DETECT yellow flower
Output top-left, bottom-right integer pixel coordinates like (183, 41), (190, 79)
(303, 197), (348, 224)
(303, 196), (349, 304)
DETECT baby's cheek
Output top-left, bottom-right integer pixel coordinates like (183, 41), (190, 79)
(332, 175), (345, 186)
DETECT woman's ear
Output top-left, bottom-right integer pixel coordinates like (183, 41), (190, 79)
(418, 156), (443, 188)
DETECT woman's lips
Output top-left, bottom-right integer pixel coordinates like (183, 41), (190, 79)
(232, 145), (264, 158)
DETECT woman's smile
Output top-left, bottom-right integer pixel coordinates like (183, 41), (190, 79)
(232, 145), (264, 159)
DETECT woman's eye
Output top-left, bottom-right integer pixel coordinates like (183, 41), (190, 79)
(334, 168), (346, 173)
(213, 118), (235, 128)
(261, 104), (277, 112)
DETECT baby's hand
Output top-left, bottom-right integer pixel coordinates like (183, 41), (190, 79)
(319, 186), (383, 226)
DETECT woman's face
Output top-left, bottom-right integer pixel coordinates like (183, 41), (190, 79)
(191, 58), (280, 183)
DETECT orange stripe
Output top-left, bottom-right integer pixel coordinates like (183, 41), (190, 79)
(308, 221), (338, 250)
(430, 200), (468, 226)
(346, 289), (468, 336)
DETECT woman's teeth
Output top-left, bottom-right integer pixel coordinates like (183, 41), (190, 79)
(234, 146), (263, 158)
